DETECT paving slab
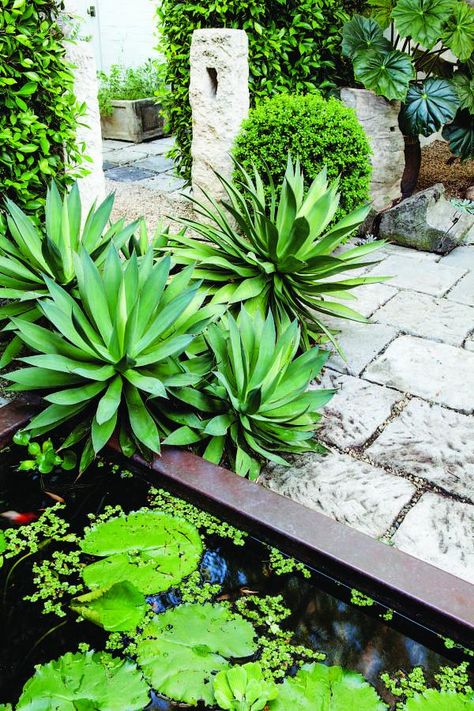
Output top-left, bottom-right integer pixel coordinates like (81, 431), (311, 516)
(139, 172), (186, 193)
(368, 254), (466, 296)
(365, 335), (474, 413)
(319, 371), (402, 449)
(103, 139), (129, 150)
(140, 137), (175, 155)
(104, 166), (156, 183)
(326, 320), (398, 376)
(377, 243), (440, 262)
(134, 155), (175, 174)
(260, 453), (415, 538)
(392, 493), (474, 584)
(103, 147), (149, 166)
(441, 245), (474, 270)
(445, 271), (474, 307)
(373, 291), (474, 346)
(367, 399), (474, 499)
(351, 283), (398, 318)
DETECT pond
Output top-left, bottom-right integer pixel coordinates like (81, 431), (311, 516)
(0, 439), (472, 710)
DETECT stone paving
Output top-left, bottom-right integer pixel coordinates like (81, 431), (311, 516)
(102, 136), (185, 193)
(261, 240), (474, 585)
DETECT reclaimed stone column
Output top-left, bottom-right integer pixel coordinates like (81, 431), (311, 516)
(190, 29), (249, 203)
(341, 88), (404, 211)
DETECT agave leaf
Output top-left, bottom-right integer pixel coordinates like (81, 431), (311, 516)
(92, 410), (118, 452)
(354, 48), (415, 101)
(391, 0), (454, 49)
(399, 78), (460, 136)
(124, 383), (160, 453)
(442, 2), (474, 62)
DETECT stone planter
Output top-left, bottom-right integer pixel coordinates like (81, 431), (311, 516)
(341, 88), (405, 212)
(100, 98), (166, 143)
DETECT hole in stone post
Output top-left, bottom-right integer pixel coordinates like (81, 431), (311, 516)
(206, 67), (218, 97)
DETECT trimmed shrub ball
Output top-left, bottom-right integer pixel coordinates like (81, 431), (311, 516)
(233, 93), (372, 220)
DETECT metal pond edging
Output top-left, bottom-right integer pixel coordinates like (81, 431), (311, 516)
(0, 400), (472, 647)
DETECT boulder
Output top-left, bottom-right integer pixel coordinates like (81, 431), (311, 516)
(378, 184), (474, 254)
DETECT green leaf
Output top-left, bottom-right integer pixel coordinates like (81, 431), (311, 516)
(367, 0), (396, 29)
(16, 651), (149, 711)
(442, 2), (474, 62)
(136, 603), (257, 706)
(399, 78), (460, 137)
(391, 0), (454, 49)
(268, 663), (387, 710)
(124, 383), (160, 453)
(341, 15), (391, 57)
(214, 662), (278, 711)
(354, 48), (415, 101)
(80, 511), (203, 593)
(404, 689), (474, 710)
(453, 72), (474, 114)
(70, 581), (147, 632)
(442, 109), (474, 160)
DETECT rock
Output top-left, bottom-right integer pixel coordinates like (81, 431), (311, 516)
(465, 186), (474, 201)
(341, 88), (404, 211)
(378, 184), (474, 254)
(190, 29), (249, 205)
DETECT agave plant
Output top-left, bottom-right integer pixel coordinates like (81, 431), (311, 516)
(168, 158), (384, 350)
(0, 182), (140, 365)
(173, 309), (334, 479)
(4, 247), (217, 470)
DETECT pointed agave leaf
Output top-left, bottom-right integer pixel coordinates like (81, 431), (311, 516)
(96, 375), (123, 424)
(92, 410), (118, 453)
(400, 78), (460, 137)
(44, 381), (106, 405)
(124, 383), (160, 452)
(354, 48), (415, 101)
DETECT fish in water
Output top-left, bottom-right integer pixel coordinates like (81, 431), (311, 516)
(0, 510), (38, 525)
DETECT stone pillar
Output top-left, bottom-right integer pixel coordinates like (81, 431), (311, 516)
(65, 40), (106, 212)
(190, 29), (249, 203)
(341, 88), (405, 212)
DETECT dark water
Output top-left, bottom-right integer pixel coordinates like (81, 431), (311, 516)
(0, 444), (471, 709)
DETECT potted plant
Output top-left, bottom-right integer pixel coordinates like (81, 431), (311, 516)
(342, 0), (474, 198)
(98, 60), (168, 143)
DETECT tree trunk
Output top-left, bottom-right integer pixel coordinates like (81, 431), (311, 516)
(401, 135), (421, 199)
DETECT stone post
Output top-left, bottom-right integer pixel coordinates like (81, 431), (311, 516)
(190, 29), (249, 204)
(341, 88), (405, 212)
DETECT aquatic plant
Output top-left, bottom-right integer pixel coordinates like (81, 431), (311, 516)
(268, 663), (387, 709)
(135, 602), (257, 706)
(13, 431), (76, 474)
(70, 581), (147, 632)
(404, 690), (474, 709)
(79, 511), (203, 593)
(214, 662), (278, 711)
(15, 651), (150, 710)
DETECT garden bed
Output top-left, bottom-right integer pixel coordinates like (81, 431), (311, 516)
(0, 402), (473, 709)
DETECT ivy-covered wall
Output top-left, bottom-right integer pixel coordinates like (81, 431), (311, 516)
(0, 0), (85, 217)
(157, 0), (363, 181)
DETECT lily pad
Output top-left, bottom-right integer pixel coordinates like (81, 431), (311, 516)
(80, 511), (202, 594)
(214, 662), (279, 711)
(136, 603), (258, 706)
(16, 651), (150, 710)
(70, 580), (147, 632)
(405, 689), (474, 710)
(268, 663), (387, 710)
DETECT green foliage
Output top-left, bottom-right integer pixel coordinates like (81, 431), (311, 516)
(0, 183), (139, 366)
(268, 663), (387, 710)
(2, 503), (72, 560)
(25, 548), (84, 618)
(214, 662), (279, 711)
(79, 511), (203, 593)
(98, 60), (166, 117)
(16, 651), (150, 710)
(5, 248), (217, 468)
(13, 431), (76, 474)
(168, 158), (383, 351)
(0, 0), (86, 216)
(135, 602), (258, 706)
(156, 0), (364, 180)
(267, 547), (311, 579)
(342, 1), (474, 159)
(233, 94), (372, 220)
(404, 690), (474, 710)
(351, 588), (376, 607)
(187, 310), (334, 479)
(70, 581), (147, 632)
(381, 663), (474, 705)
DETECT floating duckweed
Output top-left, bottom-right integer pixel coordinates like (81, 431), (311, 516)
(351, 588), (375, 607)
(267, 546), (311, 578)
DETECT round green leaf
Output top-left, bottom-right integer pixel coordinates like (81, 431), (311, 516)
(453, 72), (474, 114)
(214, 662), (279, 711)
(136, 603), (257, 706)
(442, 109), (474, 160)
(367, 0), (396, 29)
(442, 2), (474, 62)
(392, 0), (454, 49)
(268, 663), (387, 710)
(341, 15), (391, 57)
(354, 48), (415, 100)
(405, 689), (474, 710)
(80, 511), (203, 594)
(70, 580), (147, 632)
(16, 651), (150, 711)
(399, 78), (460, 136)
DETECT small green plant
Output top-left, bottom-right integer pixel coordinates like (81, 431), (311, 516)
(4, 248), (220, 469)
(342, 2), (474, 161)
(169, 158), (384, 350)
(13, 431), (76, 474)
(98, 61), (166, 117)
(233, 93), (372, 220)
(214, 662), (278, 711)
